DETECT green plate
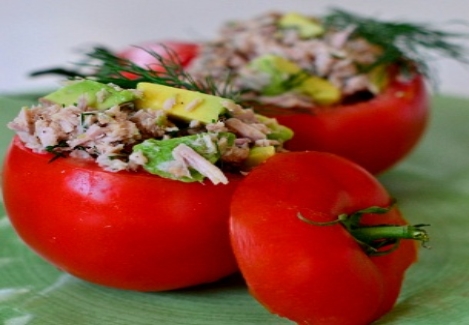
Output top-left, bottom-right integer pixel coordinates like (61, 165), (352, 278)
(1, 94), (469, 324)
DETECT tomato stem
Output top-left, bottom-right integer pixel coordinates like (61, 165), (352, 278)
(350, 223), (430, 255)
(351, 224), (429, 243)
(298, 200), (430, 256)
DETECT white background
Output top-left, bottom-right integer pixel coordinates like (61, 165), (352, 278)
(1, 0), (468, 96)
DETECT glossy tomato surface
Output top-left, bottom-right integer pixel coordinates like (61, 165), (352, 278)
(2, 137), (241, 291)
(230, 151), (418, 325)
(262, 73), (430, 174)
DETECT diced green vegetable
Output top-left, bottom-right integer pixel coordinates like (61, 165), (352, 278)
(279, 12), (325, 38)
(255, 114), (294, 142)
(42, 80), (138, 110)
(132, 133), (232, 182)
(243, 146), (276, 169)
(249, 55), (304, 95)
(249, 55), (341, 105)
(299, 77), (341, 106)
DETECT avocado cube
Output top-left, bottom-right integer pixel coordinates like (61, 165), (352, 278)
(136, 83), (230, 124)
(249, 55), (340, 105)
(42, 79), (138, 110)
(300, 77), (341, 106)
(279, 12), (325, 38)
(368, 65), (390, 94)
(132, 133), (221, 182)
(243, 146), (276, 169)
(255, 114), (294, 142)
(249, 55), (305, 95)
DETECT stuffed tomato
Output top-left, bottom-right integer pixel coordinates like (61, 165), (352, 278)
(2, 79), (292, 291)
(3, 137), (242, 291)
(181, 10), (442, 174)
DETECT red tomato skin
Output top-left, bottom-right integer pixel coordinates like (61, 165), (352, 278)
(230, 151), (417, 325)
(2, 137), (241, 291)
(268, 73), (429, 174)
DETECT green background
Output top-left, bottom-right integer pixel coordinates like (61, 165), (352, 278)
(1, 94), (468, 324)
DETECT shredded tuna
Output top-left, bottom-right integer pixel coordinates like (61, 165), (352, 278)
(128, 150), (148, 167)
(234, 138), (251, 146)
(186, 12), (384, 107)
(8, 101), (148, 171)
(221, 146), (250, 164)
(255, 139), (279, 147)
(129, 109), (168, 138)
(206, 121), (228, 133)
(343, 75), (372, 95)
(7, 107), (33, 133)
(8, 81), (290, 183)
(225, 118), (267, 141)
(222, 100), (258, 123)
(329, 25), (356, 49)
(172, 143), (228, 185)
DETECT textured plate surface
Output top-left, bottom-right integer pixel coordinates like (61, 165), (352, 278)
(1, 94), (469, 324)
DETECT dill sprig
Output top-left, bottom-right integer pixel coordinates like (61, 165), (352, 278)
(31, 9), (468, 95)
(31, 46), (239, 101)
(323, 9), (469, 80)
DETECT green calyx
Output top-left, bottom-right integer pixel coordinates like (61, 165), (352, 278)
(298, 200), (430, 256)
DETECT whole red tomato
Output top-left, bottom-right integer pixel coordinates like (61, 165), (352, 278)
(2, 136), (241, 291)
(230, 151), (426, 325)
(255, 71), (429, 174)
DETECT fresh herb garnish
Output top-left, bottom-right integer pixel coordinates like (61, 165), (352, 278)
(45, 141), (99, 162)
(31, 46), (239, 101)
(45, 141), (69, 162)
(323, 8), (469, 81)
(80, 112), (97, 130)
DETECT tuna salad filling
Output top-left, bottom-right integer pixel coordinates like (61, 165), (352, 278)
(7, 79), (293, 185)
(186, 11), (389, 108)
